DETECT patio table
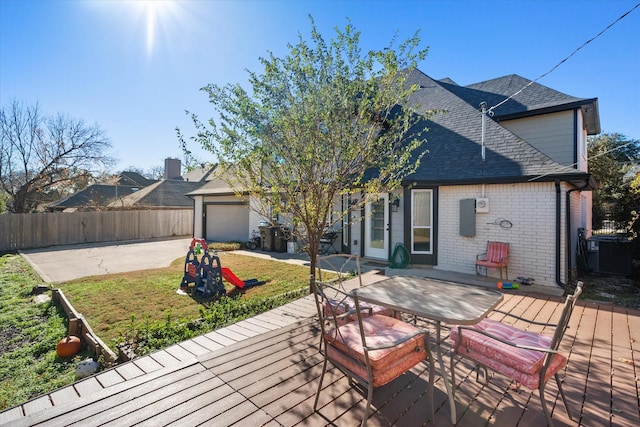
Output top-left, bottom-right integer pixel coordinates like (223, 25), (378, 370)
(353, 276), (504, 424)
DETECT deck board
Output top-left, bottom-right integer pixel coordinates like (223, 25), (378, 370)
(2, 288), (639, 427)
(95, 368), (125, 387)
(10, 362), (204, 427)
(133, 354), (164, 373)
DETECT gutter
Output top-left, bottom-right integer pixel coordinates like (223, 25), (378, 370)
(555, 181), (564, 288)
(556, 179), (592, 288)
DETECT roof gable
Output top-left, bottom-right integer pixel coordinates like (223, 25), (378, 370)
(402, 69), (589, 185)
(111, 171), (157, 187)
(450, 74), (600, 134)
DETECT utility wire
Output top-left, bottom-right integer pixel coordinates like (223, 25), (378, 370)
(527, 139), (638, 182)
(489, 2), (640, 113)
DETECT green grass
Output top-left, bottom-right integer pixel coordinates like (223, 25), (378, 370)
(0, 249), (317, 412)
(58, 252), (314, 349)
(0, 254), (93, 411)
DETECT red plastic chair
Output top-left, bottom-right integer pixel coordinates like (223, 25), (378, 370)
(476, 241), (509, 279)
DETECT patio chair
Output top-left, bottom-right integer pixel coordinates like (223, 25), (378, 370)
(316, 253), (400, 327)
(319, 230), (339, 254)
(313, 280), (434, 426)
(475, 241), (509, 279)
(449, 281), (584, 427)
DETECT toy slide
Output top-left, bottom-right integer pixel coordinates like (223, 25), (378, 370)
(221, 267), (265, 289)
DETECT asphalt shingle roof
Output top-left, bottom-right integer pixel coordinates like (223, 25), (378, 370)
(111, 180), (202, 208)
(402, 69), (590, 185)
(48, 185), (138, 209)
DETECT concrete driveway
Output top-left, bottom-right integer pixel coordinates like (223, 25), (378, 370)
(20, 237), (193, 283)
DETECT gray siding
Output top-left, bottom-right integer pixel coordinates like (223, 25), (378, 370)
(501, 110), (575, 167)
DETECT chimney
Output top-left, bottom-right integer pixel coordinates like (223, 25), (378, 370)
(164, 158), (182, 180)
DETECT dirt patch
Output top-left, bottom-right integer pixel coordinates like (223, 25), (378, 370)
(579, 273), (640, 310)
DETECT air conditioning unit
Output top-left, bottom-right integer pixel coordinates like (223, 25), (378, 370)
(587, 237), (633, 275)
(475, 197), (490, 213)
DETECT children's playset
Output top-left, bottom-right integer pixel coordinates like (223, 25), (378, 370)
(179, 238), (265, 297)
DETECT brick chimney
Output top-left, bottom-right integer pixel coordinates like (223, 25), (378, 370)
(164, 158), (182, 180)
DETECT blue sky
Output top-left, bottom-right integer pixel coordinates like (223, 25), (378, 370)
(1, 0), (639, 173)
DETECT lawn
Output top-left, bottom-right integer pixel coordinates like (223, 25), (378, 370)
(57, 251), (314, 349)
(0, 254), (92, 411)
(0, 250), (315, 411)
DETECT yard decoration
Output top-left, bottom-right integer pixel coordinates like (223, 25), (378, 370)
(179, 238), (264, 297)
(75, 358), (100, 378)
(56, 335), (81, 358)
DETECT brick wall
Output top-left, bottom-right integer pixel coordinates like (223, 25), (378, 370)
(434, 182), (568, 287)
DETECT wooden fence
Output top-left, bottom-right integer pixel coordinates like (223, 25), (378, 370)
(0, 210), (193, 251)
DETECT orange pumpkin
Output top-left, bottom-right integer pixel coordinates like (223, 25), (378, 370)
(56, 335), (81, 358)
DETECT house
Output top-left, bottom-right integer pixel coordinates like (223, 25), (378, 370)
(190, 69), (600, 288)
(107, 179), (203, 209)
(48, 159), (214, 212)
(47, 172), (155, 212)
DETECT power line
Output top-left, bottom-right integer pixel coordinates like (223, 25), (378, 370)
(489, 2), (640, 113)
(527, 139), (638, 182)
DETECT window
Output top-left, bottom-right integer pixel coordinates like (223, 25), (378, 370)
(411, 189), (433, 254)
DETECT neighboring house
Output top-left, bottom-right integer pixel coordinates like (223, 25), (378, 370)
(47, 172), (154, 212)
(48, 159), (214, 212)
(190, 69), (600, 288)
(47, 184), (140, 212)
(108, 179), (202, 209)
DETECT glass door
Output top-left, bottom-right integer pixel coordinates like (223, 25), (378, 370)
(365, 194), (388, 259)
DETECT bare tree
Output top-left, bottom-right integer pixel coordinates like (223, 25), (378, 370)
(0, 100), (116, 212)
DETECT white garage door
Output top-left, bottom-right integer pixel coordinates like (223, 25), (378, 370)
(205, 203), (249, 242)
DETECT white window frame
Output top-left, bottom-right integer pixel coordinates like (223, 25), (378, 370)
(411, 189), (433, 255)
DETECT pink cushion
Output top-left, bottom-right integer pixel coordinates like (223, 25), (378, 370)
(475, 260), (504, 268)
(324, 315), (427, 387)
(323, 298), (399, 326)
(450, 319), (567, 390)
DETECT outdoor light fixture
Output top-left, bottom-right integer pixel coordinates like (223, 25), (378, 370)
(391, 196), (400, 212)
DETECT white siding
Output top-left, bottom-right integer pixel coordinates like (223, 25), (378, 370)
(576, 113), (588, 172)
(502, 110), (575, 167)
(349, 208), (363, 255)
(192, 195), (204, 238)
(390, 189), (404, 249)
(435, 182), (568, 287)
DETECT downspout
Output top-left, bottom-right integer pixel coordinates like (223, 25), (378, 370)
(387, 194), (393, 262)
(555, 181), (565, 288)
(557, 179), (591, 288)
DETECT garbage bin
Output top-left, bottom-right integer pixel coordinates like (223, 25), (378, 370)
(273, 227), (287, 253)
(259, 226), (274, 251)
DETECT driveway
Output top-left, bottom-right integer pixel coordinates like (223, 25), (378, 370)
(20, 237), (193, 283)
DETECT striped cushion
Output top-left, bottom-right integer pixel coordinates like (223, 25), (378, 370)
(450, 318), (567, 390)
(323, 297), (399, 326)
(324, 315), (427, 387)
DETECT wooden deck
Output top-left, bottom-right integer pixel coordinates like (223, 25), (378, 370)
(1, 278), (639, 426)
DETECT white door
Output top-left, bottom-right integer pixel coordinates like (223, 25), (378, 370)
(365, 194), (388, 259)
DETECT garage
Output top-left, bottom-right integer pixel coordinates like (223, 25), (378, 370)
(205, 202), (249, 242)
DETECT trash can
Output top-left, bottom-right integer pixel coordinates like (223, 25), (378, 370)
(273, 227), (287, 253)
(259, 226), (274, 251)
